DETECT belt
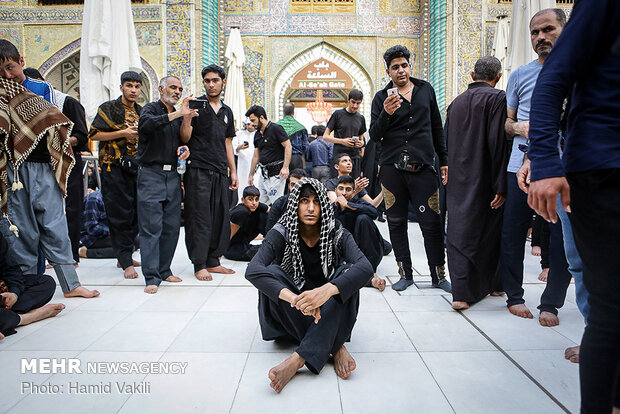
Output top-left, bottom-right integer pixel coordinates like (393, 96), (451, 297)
(144, 163), (174, 171)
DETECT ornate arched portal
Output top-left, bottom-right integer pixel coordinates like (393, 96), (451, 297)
(38, 38), (159, 103)
(272, 42), (373, 123)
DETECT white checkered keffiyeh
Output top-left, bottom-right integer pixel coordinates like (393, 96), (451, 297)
(277, 177), (338, 290)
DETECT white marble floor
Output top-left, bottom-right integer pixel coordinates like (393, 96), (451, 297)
(0, 222), (584, 414)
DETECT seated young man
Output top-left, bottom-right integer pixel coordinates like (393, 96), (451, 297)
(325, 154), (383, 207)
(246, 178), (373, 393)
(0, 231), (65, 341)
(333, 175), (386, 291)
(79, 189), (115, 259)
(265, 168), (307, 233)
(224, 186), (269, 262)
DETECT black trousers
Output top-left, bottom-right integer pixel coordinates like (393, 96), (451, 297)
(257, 264), (359, 374)
(184, 168), (230, 272)
(0, 274), (55, 336)
(501, 174), (571, 312)
(100, 164), (138, 269)
(379, 165), (445, 278)
(339, 213), (383, 286)
(567, 169), (620, 413)
(65, 153), (83, 263)
(531, 214), (550, 269)
(85, 236), (116, 259)
(290, 154), (305, 171)
(224, 243), (260, 262)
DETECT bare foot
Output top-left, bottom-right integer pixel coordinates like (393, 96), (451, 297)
(613, 406), (620, 414)
(124, 266), (139, 279)
(538, 268), (549, 282)
(268, 352), (305, 393)
(564, 346), (579, 363)
(64, 286), (100, 298)
(531, 246), (541, 256)
(371, 274), (386, 291)
(508, 304), (533, 319)
(0, 331), (4, 341)
(490, 291), (505, 296)
(18, 303), (65, 326)
(45, 264), (53, 270)
(144, 285), (158, 294)
(117, 260), (141, 268)
(452, 301), (469, 310)
(195, 269), (213, 281)
(333, 346), (356, 379)
(73, 263), (79, 269)
(164, 275), (182, 283)
(79, 246), (87, 258)
(539, 311), (559, 327)
(207, 265), (235, 274)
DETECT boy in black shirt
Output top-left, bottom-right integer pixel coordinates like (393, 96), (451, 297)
(225, 186), (269, 262)
(324, 89), (366, 178)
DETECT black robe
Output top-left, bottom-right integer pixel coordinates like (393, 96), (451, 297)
(445, 82), (510, 303)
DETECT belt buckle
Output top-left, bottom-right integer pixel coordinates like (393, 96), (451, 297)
(163, 165), (172, 171)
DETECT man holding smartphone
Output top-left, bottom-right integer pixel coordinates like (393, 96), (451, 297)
(369, 45), (450, 292)
(324, 89), (366, 178)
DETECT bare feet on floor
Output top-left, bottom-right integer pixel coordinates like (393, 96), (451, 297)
(333, 345), (356, 379)
(371, 274), (386, 291)
(195, 269), (213, 281)
(565, 346), (579, 363)
(124, 266), (139, 279)
(531, 246), (541, 256)
(539, 311), (559, 326)
(144, 285), (158, 294)
(18, 303), (65, 326)
(64, 286), (100, 298)
(79, 246), (87, 258)
(508, 304), (533, 319)
(538, 268), (549, 282)
(164, 275), (182, 283)
(117, 260), (141, 268)
(452, 301), (469, 310)
(207, 265), (235, 274)
(490, 291), (505, 296)
(268, 352), (305, 393)
(0, 331), (4, 341)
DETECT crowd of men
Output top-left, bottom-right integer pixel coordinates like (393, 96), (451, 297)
(0, 2), (618, 409)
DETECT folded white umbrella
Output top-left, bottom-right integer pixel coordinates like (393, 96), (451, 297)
(224, 27), (247, 131)
(80, 0), (143, 123)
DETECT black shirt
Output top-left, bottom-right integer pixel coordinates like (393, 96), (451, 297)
(324, 177), (367, 199)
(326, 108), (367, 158)
(137, 100), (182, 166)
(188, 96), (235, 174)
(230, 202), (269, 245)
(369, 77), (447, 167)
(299, 237), (327, 291)
(254, 121), (289, 165)
(64, 96), (89, 153)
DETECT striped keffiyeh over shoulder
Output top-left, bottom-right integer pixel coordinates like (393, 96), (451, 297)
(0, 78), (74, 217)
(277, 177), (342, 290)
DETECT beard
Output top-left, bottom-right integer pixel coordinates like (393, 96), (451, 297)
(162, 93), (180, 106)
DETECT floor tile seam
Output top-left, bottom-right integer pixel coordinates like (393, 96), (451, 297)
(549, 327), (581, 346)
(440, 295), (572, 414)
(229, 325), (259, 413)
(388, 296), (457, 414)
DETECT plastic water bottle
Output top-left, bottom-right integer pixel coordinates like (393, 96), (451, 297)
(177, 148), (186, 174)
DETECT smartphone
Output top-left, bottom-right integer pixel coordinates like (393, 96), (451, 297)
(243, 141), (249, 146)
(387, 87), (399, 97)
(351, 136), (359, 141)
(188, 99), (209, 110)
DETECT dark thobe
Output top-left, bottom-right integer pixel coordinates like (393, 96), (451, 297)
(136, 100), (183, 286)
(445, 82), (510, 303)
(0, 232), (55, 336)
(245, 224), (372, 374)
(184, 98), (235, 272)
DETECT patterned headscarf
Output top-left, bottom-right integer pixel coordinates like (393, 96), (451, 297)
(0, 78), (74, 220)
(277, 177), (340, 290)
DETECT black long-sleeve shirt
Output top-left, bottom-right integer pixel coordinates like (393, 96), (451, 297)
(137, 100), (182, 166)
(63, 96), (89, 153)
(245, 226), (372, 303)
(369, 77), (447, 167)
(0, 233), (25, 297)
